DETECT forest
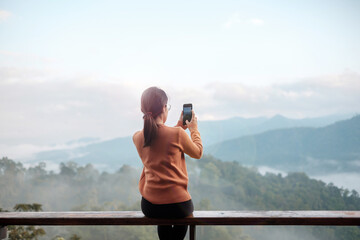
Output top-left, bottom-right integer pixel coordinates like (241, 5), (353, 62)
(1, 156), (359, 240)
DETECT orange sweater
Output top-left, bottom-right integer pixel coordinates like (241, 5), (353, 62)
(132, 121), (203, 204)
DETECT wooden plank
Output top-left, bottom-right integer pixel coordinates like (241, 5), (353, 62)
(0, 211), (359, 226)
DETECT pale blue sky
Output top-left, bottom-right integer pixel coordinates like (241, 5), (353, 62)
(1, 0), (359, 86)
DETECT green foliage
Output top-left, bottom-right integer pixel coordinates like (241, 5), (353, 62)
(189, 155), (360, 239)
(8, 226), (46, 240)
(0, 157), (25, 175)
(69, 234), (81, 240)
(5, 204), (46, 240)
(1, 156), (360, 239)
(193, 155), (360, 211)
(14, 203), (43, 212)
(52, 237), (65, 240)
(51, 234), (81, 240)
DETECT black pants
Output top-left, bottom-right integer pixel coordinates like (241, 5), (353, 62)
(141, 197), (194, 240)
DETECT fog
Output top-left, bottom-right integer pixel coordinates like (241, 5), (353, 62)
(2, 155), (359, 239)
(257, 165), (360, 194)
(311, 172), (360, 194)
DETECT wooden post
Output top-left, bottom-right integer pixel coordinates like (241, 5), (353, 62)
(190, 225), (196, 240)
(0, 226), (7, 240)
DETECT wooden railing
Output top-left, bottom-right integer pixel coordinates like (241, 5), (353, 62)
(1, 211), (360, 240)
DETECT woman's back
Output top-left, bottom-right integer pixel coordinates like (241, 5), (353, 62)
(133, 123), (202, 204)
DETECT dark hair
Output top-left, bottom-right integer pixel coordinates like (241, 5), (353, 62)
(141, 87), (168, 147)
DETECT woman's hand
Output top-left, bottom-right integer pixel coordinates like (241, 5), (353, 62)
(175, 111), (187, 130)
(185, 110), (198, 132)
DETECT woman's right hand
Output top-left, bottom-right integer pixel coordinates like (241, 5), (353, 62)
(176, 111), (187, 130)
(185, 110), (198, 132)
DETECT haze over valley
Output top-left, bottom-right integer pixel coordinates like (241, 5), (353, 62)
(4, 113), (359, 193)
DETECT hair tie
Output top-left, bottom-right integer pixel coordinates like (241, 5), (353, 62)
(143, 112), (153, 119)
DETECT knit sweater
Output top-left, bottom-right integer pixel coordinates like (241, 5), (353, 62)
(132, 121), (203, 204)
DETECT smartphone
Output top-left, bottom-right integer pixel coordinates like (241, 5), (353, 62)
(183, 103), (193, 125)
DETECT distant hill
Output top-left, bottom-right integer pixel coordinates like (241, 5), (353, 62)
(31, 114), (355, 173)
(34, 136), (137, 171)
(198, 114), (352, 146)
(206, 115), (360, 174)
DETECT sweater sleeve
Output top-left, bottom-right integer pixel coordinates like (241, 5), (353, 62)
(179, 127), (203, 159)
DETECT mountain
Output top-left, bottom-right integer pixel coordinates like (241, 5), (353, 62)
(198, 113), (353, 146)
(34, 136), (139, 171)
(30, 114), (355, 173)
(206, 115), (360, 174)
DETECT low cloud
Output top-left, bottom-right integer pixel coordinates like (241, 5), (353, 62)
(0, 67), (359, 155)
(0, 67), (143, 146)
(0, 10), (12, 23)
(0, 140), (99, 162)
(203, 70), (360, 119)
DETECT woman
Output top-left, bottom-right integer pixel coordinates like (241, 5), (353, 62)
(132, 86), (203, 240)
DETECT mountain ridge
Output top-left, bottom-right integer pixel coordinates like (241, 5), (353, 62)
(206, 115), (360, 174)
(30, 114), (358, 174)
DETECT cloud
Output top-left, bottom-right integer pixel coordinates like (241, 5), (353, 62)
(0, 10), (12, 23)
(0, 67), (359, 157)
(203, 70), (360, 119)
(0, 67), (144, 146)
(0, 140), (99, 162)
(224, 14), (264, 28)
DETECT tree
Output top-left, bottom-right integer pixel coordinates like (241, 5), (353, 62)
(7, 204), (46, 240)
(70, 234), (81, 240)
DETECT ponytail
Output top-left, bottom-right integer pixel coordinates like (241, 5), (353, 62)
(140, 87), (168, 148)
(143, 115), (158, 147)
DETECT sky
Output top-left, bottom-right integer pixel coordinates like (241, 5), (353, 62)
(0, 0), (360, 159)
